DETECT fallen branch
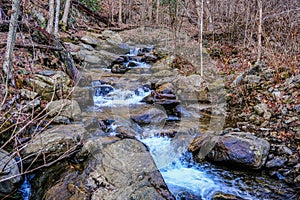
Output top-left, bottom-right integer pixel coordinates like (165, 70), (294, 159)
(0, 42), (63, 51)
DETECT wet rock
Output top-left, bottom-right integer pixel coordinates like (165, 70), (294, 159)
(0, 149), (22, 198)
(111, 63), (128, 73)
(212, 192), (244, 200)
(44, 137), (175, 200)
(46, 99), (81, 121)
(22, 124), (85, 164)
(189, 132), (270, 169)
(131, 107), (168, 126)
(265, 157), (287, 168)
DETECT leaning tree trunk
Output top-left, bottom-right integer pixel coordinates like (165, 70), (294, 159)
(2, 0), (20, 86)
(46, 0), (55, 33)
(54, 0), (60, 35)
(61, 0), (71, 29)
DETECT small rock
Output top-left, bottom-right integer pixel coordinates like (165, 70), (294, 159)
(277, 145), (293, 156)
(21, 99), (41, 112)
(284, 116), (298, 124)
(287, 155), (298, 166)
(265, 157), (287, 168)
(131, 107), (167, 126)
(244, 75), (261, 83)
(294, 175), (300, 185)
(80, 35), (98, 47)
(20, 89), (38, 99)
(254, 103), (268, 116)
(212, 192), (244, 200)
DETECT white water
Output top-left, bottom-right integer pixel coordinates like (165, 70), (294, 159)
(94, 87), (151, 108)
(140, 137), (256, 200)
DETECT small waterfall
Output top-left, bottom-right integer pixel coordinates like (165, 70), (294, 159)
(140, 136), (256, 200)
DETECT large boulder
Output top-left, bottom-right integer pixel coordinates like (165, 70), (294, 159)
(22, 124), (85, 164)
(46, 99), (81, 122)
(172, 74), (208, 102)
(43, 137), (175, 200)
(0, 150), (22, 198)
(189, 132), (270, 169)
(28, 71), (72, 101)
(131, 107), (168, 126)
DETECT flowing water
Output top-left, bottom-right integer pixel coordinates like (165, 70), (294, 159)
(89, 46), (298, 200)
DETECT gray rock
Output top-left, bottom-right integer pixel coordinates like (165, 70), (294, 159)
(131, 107), (168, 126)
(20, 89), (38, 99)
(80, 35), (98, 47)
(244, 75), (261, 83)
(43, 137), (175, 200)
(0, 150), (22, 197)
(21, 99), (40, 112)
(28, 72), (72, 101)
(22, 124), (85, 163)
(72, 86), (94, 109)
(173, 74), (208, 102)
(101, 30), (123, 44)
(277, 145), (293, 156)
(230, 73), (244, 87)
(265, 157), (287, 168)
(254, 103), (268, 116)
(189, 132), (270, 169)
(46, 99), (81, 121)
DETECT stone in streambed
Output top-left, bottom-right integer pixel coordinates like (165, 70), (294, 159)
(189, 132), (270, 169)
(131, 107), (168, 126)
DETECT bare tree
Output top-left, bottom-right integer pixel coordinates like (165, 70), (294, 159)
(2, 0), (20, 87)
(148, 0), (153, 22)
(61, 0), (72, 29)
(118, 0), (122, 24)
(257, 0), (263, 63)
(156, 0), (160, 24)
(195, 0), (204, 76)
(46, 0), (55, 33)
(54, 0), (60, 35)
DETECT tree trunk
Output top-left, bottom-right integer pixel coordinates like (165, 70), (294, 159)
(156, 0), (159, 24)
(195, 0), (203, 76)
(61, 0), (71, 28)
(118, 0), (122, 24)
(148, 0), (152, 22)
(2, 0), (20, 86)
(46, 0), (55, 33)
(257, 0), (263, 62)
(54, 0), (60, 35)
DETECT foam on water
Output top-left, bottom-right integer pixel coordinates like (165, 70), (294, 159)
(94, 88), (151, 108)
(140, 136), (257, 200)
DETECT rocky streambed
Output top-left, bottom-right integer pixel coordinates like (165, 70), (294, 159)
(0, 28), (299, 200)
